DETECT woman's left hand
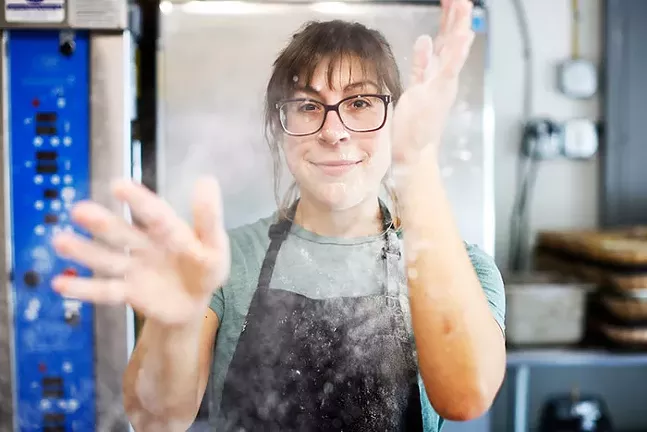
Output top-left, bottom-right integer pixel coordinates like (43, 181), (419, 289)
(391, 0), (475, 165)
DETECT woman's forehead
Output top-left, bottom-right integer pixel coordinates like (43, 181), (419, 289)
(297, 56), (380, 92)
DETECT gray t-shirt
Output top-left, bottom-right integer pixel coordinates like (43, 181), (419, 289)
(209, 213), (506, 431)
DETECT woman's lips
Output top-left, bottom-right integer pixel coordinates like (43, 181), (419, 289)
(311, 160), (361, 176)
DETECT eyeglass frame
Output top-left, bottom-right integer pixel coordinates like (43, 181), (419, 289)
(275, 93), (392, 137)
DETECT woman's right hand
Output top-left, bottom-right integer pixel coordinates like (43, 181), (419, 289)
(51, 177), (230, 326)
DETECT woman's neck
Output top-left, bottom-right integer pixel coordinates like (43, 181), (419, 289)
(293, 195), (383, 238)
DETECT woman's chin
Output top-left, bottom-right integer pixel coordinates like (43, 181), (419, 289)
(305, 185), (371, 211)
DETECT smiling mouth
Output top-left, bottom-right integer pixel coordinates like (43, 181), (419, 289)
(316, 161), (361, 166)
(311, 160), (362, 176)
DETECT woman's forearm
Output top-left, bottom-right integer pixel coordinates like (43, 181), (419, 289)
(396, 150), (505, 421)
(122, 315), (211, 431)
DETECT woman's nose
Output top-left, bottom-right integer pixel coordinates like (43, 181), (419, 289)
(318, 111), (350, 144)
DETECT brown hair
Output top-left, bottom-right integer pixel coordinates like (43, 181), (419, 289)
(264, 20), (403, 225)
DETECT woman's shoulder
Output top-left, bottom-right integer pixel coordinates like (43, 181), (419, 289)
(395, 229), (497, 263)
(210, 215), (275, 318)
(395, 231), (505, 312)
(226, 215), (276, 278)
(227, 215), (274, 254)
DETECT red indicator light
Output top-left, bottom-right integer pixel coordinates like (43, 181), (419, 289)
(32, 99), (40, 108)
(63, 268), (77, 277)
(38, 363), (46, 373)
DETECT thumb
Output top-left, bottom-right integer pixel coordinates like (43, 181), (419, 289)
(192, 176), (226, 251)
(409, 35), (434, 86)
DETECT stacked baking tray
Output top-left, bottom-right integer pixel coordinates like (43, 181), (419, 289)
(535, 227), (647, 351)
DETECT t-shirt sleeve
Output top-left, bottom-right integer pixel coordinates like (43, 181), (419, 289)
(465, 243), (506, 333)
(209, 230), (246, 321)
(210, 284), (226, 320)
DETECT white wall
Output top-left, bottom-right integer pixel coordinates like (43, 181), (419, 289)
(491, 0), (601, 269)
(490, 2), (647, 432)
(442, 2), (606, 429)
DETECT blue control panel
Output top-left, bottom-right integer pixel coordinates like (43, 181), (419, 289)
(7, 30), (95, 431)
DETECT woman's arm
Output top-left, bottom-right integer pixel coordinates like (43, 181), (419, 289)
(399, 153), (506, 421)
(122, 309), (219, 432)
(390, 0), (505, 420)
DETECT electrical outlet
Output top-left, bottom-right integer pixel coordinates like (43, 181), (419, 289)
(562, 118), (598, 159)
(521, 118), (563, 160)
(558, 59), (598, 99)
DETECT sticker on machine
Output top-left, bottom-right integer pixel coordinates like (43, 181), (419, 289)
(5, 0), (65, 23)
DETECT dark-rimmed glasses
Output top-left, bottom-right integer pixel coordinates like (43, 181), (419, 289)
(276, 94), (392, 137)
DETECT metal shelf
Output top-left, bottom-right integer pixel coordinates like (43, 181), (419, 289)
(507, 348), (647, 367)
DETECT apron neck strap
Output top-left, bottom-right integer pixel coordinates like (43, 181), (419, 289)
(259, 199), (401, 293)
(271, 199), (395, 239)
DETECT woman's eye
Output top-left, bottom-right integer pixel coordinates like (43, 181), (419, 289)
(299, 103), (320, 112)
(351, 99), (371, 109)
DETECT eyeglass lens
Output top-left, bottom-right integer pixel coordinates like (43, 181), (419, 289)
(279, 95), (386, 135)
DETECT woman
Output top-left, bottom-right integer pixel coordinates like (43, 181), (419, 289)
(51, 0), (506, 430)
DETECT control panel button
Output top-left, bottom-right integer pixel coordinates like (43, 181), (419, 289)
(34, 175), (43, 184)
(24, 299), (40, 321)
(33, 137), (43, 147)
(67, 399), (79, 411)
(63, 300), (81, 326)
(31, 247), (49, 261)
(63, 137), (72, 146)
(61, 187), (75, 202)
(59, 39), (75, 56)
(64, 311), (80, 326)
(23, 270), (40, 287)
(34, 201), (44, 210)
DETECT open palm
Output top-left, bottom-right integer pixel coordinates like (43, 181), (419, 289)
(391, 0), (475, 164)
(52, 178), (231, 326)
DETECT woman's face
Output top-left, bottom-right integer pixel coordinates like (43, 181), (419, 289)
(280, 57), (392, 211)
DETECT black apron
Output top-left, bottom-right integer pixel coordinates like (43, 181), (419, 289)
(218, 201), (423, 431)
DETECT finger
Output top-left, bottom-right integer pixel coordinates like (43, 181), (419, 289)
(70, 201), (151, 251)
(437, 1), (474, 78)
(52, 275), (128, 305)
(52, 231), (132, 277)
(111, 180), (197, 251)
(439, 0), (451, 35)
(192, 176), (226, 251)
(454, 0), (474, 33)
(435, 0), (461, 56)
(445, 0), (459, 32)
(439, 32), (474, 78)
(409, 35), (434, 86)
